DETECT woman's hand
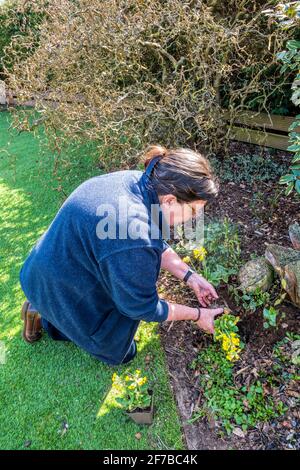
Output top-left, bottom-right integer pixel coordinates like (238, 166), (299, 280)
(160, 247), (219, 307)
(196, 307), (224, 334)
(186, 273), (218, 307)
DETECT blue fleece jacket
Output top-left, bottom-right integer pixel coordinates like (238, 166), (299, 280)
(19, 168), (169, 365)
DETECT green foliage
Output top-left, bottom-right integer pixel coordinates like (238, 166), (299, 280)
(190, 344), (286, 434)
(205, 219), (241, 272)
(202, 264), (236, 287)
(279, 114), (300, 195)
(200, 219), (241, 287)
(175, 218), (241, 287)
(262, 288), (287, 328)
(210, 153), (289, 184)
(229, 286), (271, 312)
(266, 3), (300, 197)
(263, 306), (280, 328)
(229, 283), (287, 329)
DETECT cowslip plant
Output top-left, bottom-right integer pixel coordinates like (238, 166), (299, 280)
(112, 370), (151, 412)
(182, 246), (207, 266)
(176, 219), (241, 287)
(214, 312), (244, 362)
(192, 247), (207, 262)
(190, 244), (235, 287)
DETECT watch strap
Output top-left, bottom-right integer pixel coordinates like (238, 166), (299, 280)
(183, 269), (194, 283)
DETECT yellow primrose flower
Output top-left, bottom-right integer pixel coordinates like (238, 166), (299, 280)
(112, 373), (118, 383)
(182, 256), (191, 264)
(137, 377), (147, 386)
(128, 384), (136, 390)
(193, 247), (207, 262)
(135, 369), (141, 376)
(125, 375), (131, 382)
(231, 335), (240, 346)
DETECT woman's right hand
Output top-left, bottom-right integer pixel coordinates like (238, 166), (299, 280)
(196, 307), (224, 334)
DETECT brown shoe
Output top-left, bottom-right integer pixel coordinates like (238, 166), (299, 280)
(21, 300), (43, 343)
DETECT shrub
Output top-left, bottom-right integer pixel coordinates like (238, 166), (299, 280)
(0, 0), (46, 81)
(5, 0), (293, 169)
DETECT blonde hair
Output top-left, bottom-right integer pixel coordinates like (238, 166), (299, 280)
(142, 144), (218, 202)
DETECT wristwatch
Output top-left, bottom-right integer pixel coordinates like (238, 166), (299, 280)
(183, 269), (195, 283)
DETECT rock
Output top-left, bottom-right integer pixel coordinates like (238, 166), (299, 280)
(265, 244), (300, 307)
(292, 349), (300, 365)
(238, 257), (274, 292)
(289, 222), (300, 251)
(232, 427), (245, 438)
(292, 340), (300, 350)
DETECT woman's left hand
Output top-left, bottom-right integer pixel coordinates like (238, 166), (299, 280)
(186, 273), (219, 307)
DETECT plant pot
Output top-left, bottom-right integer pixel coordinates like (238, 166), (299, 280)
(126, 390), (154, 425)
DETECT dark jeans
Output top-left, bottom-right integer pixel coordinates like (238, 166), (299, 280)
(41, 318), (137, 365)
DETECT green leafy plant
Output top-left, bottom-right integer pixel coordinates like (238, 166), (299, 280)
(230, 281), (286, 328)
(112, 370), (151, 412)
(210, 153), (289, 185)
(263, 286), (286, 328)
(229, 286), (271, 312)
(176, 218), (241, 287)
(279, 112), (300, 195)
(263, 306), (279, 328)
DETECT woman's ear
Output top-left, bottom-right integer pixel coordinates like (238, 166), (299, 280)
(159, 194), (178, 206)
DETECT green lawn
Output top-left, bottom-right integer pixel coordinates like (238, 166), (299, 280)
(0, 110), (183, 450)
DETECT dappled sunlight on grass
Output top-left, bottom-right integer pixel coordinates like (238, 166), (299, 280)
(96, 386), (117, 419)
(5, 324), (21, 340)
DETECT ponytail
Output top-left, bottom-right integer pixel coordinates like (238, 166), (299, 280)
(143, 145), (167, 169)
(141, 144), (219, 203)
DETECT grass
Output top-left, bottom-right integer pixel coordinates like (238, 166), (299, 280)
(0, 110), (183, 450)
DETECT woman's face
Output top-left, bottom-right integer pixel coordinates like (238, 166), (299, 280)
(158, 195), (207, 226)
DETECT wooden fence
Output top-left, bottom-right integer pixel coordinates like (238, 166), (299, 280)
(223, 110), (300, 151)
